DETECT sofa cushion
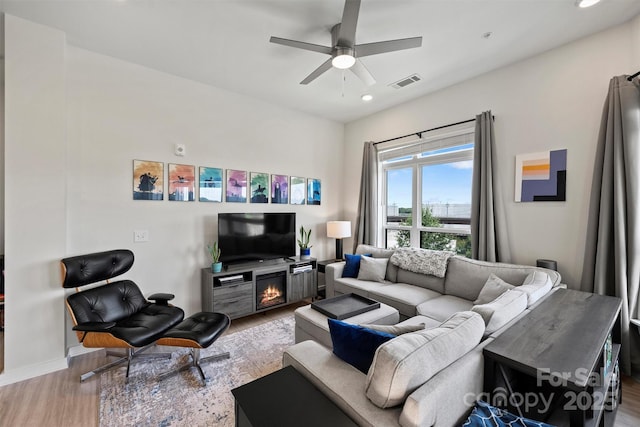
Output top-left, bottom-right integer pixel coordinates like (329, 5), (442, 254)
(416, 295), (474, 322)
(517, 271), (553, 307)
(474, 273), (515, 305)
(369, 283), (442, 318)
(472, 289), (527, 335)
(395, 315), (443, 330)
(342, 253), (371, 278)
(396, 268), (445, 294)
(444, 256), (552, 301)
(328, 318), (395, 374)
(355, 244), (398, 282)
(332, 277), (387, 298)
(359, 323), (426, 335)
(390, 247), (454, 278)
(357, 256), (389, 283)
(365, 311), (485, 408)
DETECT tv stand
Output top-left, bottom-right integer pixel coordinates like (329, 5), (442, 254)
(201, 257), (317, 319)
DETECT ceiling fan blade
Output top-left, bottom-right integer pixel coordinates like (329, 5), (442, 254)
(355, 37), (423, 58)
(270, 36), (333, 55)
(337, 0), (361, 47)
(300, 58), (334, 85)
(350, 59), (376, 86)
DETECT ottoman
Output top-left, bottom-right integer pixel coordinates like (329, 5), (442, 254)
(157, 311), (231, 385)
(295, 302), (399, 348)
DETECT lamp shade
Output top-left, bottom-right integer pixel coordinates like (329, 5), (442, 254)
(327, 221), (351, 239)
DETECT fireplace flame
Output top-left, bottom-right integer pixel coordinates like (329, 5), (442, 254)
(260, 285), (284, 306)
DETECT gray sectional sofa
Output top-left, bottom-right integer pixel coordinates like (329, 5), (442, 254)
(283, 245), (562, 427)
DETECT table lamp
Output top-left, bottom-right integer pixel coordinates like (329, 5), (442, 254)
(327, 221), (351, 260)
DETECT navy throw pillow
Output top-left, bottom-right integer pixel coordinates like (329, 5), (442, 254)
(327, 318), (395, 374)
(342, 253), (372, 278)
(462, 400), (555, 427)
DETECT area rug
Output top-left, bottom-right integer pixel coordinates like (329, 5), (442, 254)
(99, 315), (295, 426)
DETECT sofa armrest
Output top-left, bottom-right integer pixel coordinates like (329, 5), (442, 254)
(325, 262), (346, 298)
(283, 340), (402, 427)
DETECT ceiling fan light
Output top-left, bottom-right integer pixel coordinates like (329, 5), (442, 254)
(332, 48), (356, 69)
(575, 0), (601, 7)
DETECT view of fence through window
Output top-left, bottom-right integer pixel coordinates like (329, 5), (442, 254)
(383, 140), (473, 257)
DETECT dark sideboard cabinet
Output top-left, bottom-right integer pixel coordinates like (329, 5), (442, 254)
(201, 257), (317, 319)
(483, 289), (622, 427)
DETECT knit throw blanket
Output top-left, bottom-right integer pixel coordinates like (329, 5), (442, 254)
(389, 247), (455, 278)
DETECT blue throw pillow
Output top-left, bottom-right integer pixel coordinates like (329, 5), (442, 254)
(327, 318), (395, 374)
(462, 400), (555, 427)
(342, 253), (372, 278)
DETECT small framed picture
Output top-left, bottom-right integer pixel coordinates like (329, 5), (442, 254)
(271, 174), (289, 204)
(226, 169), (247, 203)
(250, 172), (269, 203)
(307, 178), (321, 205)
(290, 176), (306, 205)
(133, 160), (164, 200)
(168, 164), (195, 201)
(199, 166), (223, 202)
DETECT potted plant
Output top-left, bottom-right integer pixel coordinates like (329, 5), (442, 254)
(208, 241), (222, 273)
(297, 226), (312, 259)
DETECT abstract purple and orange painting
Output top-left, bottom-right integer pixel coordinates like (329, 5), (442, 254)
(515, 149), (567, 202)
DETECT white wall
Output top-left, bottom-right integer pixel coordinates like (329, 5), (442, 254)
(1, 15), (68, 384)
(343, 20), (637, 289)
(64, 46), (343, 315)
(1, 15), (344, 384)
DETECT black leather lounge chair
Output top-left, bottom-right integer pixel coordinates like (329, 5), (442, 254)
(61, 249), (185, 382)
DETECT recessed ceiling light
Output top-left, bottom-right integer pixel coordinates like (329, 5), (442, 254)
(576, 0), (601, 8)
(361, 94), (373, 102)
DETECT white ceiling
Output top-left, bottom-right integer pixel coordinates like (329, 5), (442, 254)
(2, 0), (640, 123)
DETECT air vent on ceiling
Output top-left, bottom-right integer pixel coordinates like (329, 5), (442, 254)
(389, 74), (422, 89)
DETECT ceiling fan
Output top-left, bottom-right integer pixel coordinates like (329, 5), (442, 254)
(269, 0), (422, 86)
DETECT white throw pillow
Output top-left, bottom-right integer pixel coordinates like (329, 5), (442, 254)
(474, 273), (515, 305)
(517, 271), (553, 307)
(472, 289), (527, 335)
(357, 256), (388, 282)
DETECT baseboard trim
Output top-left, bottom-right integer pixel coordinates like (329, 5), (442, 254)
(0, 357), (68, 386)
(67, 344), (101, 359)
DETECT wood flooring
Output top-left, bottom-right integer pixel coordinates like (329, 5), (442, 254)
(0, 304), (638, 427)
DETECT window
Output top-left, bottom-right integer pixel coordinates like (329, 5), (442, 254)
(380, 124), (474, 256)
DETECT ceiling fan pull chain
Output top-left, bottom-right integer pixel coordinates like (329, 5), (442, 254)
(341, 71), (346, 97)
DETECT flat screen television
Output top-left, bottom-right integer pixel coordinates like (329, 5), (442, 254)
(218, 212), (296, 264)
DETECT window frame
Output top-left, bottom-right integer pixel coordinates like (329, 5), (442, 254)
(379, 126), (474, 250)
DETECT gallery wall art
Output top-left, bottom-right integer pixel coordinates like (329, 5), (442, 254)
(307, 178), (321, 205)
(290, 176), (306, 205)
(250, 172), (269, 203)
(168, 163), (196, 201)
(271, 174), (289, 204)
(133, 160), (164, 200)
(199, 167), (223, 202)
(515, 149), (567, 202)
(132, 159), (321, 206)
(226, 169), (247, 203)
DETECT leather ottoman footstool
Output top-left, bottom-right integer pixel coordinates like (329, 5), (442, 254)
(157, 311), (231, 385)
(294, 302), (399, 348)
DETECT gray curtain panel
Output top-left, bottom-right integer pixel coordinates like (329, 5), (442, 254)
(581, 75), (640, 377)
(471, 111), (511, 262)
(353, 141), (378, 252)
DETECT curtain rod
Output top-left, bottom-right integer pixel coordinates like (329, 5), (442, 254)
(373, 117), (477, 145)
(628, 70), (640, 81)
